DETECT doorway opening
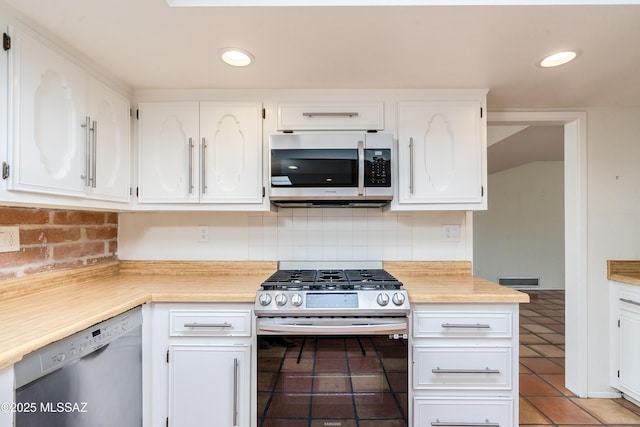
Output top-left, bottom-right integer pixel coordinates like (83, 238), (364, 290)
(478, 111), (587, 397)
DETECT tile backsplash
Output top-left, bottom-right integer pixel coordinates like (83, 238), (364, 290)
(118, 209), (470, 261)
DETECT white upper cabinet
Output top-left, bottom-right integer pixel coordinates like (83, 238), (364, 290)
(137, 101), (264, 208)
(9, 25), (87, 197)
(7, 25), (130, 202)
(395, 97), (487, 210)
(138, 102), (200, 203)
(277, 102), (384, 131)
(199, 102), (262, 203)
(85, 76), (130, 202)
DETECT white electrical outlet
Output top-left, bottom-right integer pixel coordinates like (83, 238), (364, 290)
(442, 224), (461, 242)
(198, 225), (210, 242)
(0, 226), (20, 253)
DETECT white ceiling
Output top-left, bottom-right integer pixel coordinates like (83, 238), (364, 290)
(3, 0), (640, 108)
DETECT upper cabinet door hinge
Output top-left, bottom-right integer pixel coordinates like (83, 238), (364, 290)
(2, 162), (9, 180)
(480, 107), (483, 119)
(481, 185), (484, 197)
(262, 186), (266, 198)
(262, 108), (266, 119)
(136, 109), (139, 120)
(3, 33), (10, 51)
(618, 318), (621, 327)
(166, 349), (169, 363)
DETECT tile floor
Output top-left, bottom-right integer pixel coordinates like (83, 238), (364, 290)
(520, 290), (640, 426)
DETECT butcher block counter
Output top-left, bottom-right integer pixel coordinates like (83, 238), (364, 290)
(0, 260), (528, 369)
(608, 260), (640, 287)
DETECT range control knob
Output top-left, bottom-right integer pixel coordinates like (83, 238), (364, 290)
(377, 292), (390, 306)
(258, 293), (272, 306)
(392, 292), (406, 306)
(274, 293), (288, 307)
(291, 293), (303, 307)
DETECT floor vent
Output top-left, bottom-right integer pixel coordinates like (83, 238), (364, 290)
(498, 277), (539, 288)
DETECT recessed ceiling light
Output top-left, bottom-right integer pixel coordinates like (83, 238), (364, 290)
(220, 48), (254, 67)
(540, 51), (577, 68)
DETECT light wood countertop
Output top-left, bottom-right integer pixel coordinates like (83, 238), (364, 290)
(0, 260), (528, 369)
(608, 260), (640, 287)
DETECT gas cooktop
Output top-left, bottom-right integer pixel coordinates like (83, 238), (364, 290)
(260, 269), (403, 291)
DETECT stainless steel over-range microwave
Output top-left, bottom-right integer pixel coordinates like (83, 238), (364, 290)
(269, 133), (393, 207)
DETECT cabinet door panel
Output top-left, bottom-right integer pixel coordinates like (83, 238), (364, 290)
(200, 102), (262, 203)
(86, 76), (130, 201)
(169, 345), (250, 427)
(398, 101), (484, 206)
(10, 27), (86, 196)
(138, 102), (199, 203)
(619, 307), (640, 398)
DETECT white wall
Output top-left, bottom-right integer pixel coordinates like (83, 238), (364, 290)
(586, 107), (640, 396)
(473, 161), (565, 289)
(118, 209), (470, 261)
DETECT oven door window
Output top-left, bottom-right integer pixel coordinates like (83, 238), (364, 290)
(271, 149), (358, 187)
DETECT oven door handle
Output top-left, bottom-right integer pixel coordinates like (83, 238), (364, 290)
(257, 322), (407, 335)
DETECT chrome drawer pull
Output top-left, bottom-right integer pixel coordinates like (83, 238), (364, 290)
(302, 112), (359, 118)
(183, 322), (233, 328)
(432, 367), (501, 374)
(432, 420), (499, 427)
(441, 323), (492, 329)
(620, 298), (640, 307)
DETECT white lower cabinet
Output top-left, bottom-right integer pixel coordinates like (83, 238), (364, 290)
(610, 282), (640, 405)
(414, 397), (513, 427)
(410, 304), (520, 427)
(149, 303), (254, 427)
(169, 345), (250, 427)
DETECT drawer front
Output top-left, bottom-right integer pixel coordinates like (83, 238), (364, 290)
(414, 397), (513, 427)
(277, 103), (384, 131)
(413, 346), (512, 390)
(170, 310), (252, 337)
(413, 311), (512, 338)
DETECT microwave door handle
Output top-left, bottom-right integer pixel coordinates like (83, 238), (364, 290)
(357, 140), (365, 196)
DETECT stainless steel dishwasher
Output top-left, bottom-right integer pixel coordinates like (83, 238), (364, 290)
(14, 306), (142, 427)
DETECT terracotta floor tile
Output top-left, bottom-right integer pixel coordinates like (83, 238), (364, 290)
(520, 397), (553, 424)
(521, 333), (551, 345)
(354, 393), (403, 419)
(521, 345), (543, 357)
(315, 357), (347, 372)
(615, 398), (640, 416)
(522, 324), (557, 334)
(528, 344), (565, 358)
(527, 397), (600, 424)
(313, 373), (352, 393)
(520, 373), (563, 397)
(571, 398), (640, 424)
(351, 373), (390, 392)
(520, 357), (565, 374)
(312, 393), (356, 419)
(265, 392), (310, 418)
(537, 333), (565, 344)
(275, 373), (313, 392)
(540, 374), (576, 397)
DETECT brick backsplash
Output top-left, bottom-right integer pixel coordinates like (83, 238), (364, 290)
(0, 207), (118, 280)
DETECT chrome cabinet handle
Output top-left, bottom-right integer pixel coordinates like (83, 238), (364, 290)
(357, 140), (365, 196)
(620, 298), (640, 307)
(441, 323), (491, 329)
(233, 358), (239, 426)
(409, 137), (414, 194)
(91, 120), (97, 188)
(183, 322), (232, 328)
(432, 367), (501, 374)
(81, 116), (91, 186)
(432, 420), (499, 427)
(302, 112), (359, 118)
(188, 137), (194, 194)
(201, 137), (207, 194)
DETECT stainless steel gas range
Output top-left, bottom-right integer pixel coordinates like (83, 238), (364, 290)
(254, 262), (410, 335)
(255, 262), (409, 427)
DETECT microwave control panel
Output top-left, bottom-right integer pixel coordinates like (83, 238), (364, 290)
(364, 149), (391, 187)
